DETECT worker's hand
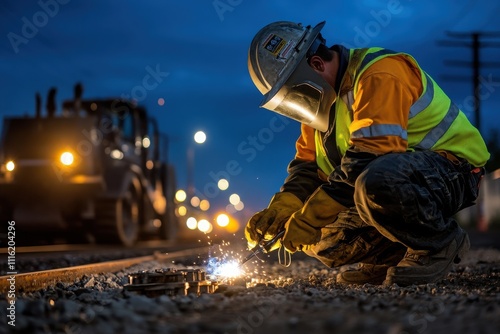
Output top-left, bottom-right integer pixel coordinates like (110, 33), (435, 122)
(283, 188), (347, 253)
(245, 192), (303, 251)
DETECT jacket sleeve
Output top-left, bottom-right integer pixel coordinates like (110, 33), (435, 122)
(281, 124), (326, 202)
(332, 55), (423, 187)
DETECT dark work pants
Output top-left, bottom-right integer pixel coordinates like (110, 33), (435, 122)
(354, 151), (483, 252)
(304, 207), (407, 268)
(304, 151), (482, 268)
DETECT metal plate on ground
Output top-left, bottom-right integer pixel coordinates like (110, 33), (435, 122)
(124, 268), (218, 297)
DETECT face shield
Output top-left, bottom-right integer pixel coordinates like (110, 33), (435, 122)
(260, 56), (337, 132)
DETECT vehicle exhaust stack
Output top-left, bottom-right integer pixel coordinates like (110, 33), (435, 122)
(35, 92), (41, 118)
(73, 83), (83, 115)
(47, 87), (57, 118)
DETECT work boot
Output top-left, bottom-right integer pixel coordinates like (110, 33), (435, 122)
(384, 230), (470, 286)
(336, 263), (389, 285)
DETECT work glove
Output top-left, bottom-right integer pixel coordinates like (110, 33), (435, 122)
(245, 192), (303, 251)
(283, 188), (347, 253)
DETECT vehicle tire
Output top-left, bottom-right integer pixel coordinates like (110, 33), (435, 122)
(94, 180), (141, 247)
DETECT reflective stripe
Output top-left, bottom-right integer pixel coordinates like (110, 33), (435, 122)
(416, 102), (459, 149)
(341, 90), (355, 112)
(351, 124), (408, 140)
(409, 73), (434, 118)
(359, 49), (398, 70)
(314, 129), (335, 175)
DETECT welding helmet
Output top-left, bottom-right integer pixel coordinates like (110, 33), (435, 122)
(248, 21), (336, 132)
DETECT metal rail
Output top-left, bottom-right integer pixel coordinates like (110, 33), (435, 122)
(0, 240), (178, 255)
(0, 246), (211, 294)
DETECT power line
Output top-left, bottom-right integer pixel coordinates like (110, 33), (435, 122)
(437, 31), (500, 135)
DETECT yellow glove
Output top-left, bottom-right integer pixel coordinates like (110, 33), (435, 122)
(245, 192), (303, 250)
(283, 188), (347, 253)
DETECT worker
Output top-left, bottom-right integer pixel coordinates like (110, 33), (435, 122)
(245, 21), (490, 286)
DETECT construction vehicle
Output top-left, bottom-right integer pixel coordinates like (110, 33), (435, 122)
(0, 84), (179, 246)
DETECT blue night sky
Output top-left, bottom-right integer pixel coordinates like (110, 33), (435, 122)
(1, 0), (500, 223)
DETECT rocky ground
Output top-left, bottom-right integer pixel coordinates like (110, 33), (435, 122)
(1, 245), (500, 334)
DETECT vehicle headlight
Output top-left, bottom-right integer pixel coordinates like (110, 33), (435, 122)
(5, 160), (15, 172)
(60, 152), (74, 166)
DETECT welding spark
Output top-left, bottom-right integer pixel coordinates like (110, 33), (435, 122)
(207, 258), (244, 278)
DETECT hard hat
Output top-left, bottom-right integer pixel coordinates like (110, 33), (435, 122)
(248, 21), (337, 132)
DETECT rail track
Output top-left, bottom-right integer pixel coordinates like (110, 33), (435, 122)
(0, 245), (212, 294)
(0, 239), (201, 255)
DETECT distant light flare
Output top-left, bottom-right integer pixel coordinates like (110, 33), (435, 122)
(199, 199), (210, 211)
(5, 161), (15, 172)
(229, 194), (240, 205)
(177, 205), (187, 216)
(216, 213), (229, 227)
(60, 152), (74, 166)
(197, 219), (212, 233)
(234, 201), (244, 211)
(175, 190), (187, 202)
(194, 131), (206, 144)
(142, 137), (151, 148)
(110, 149), (124, 160)
(190, 196), (200, 207)
(186, 217), (197, 230)
(218, 178), (229, 190)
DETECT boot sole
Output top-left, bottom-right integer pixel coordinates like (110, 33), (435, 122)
(384, 233), (470, 286)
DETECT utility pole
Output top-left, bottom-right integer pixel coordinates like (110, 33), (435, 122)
(437, 31), (500, 135)
(438, 32), (500, 233)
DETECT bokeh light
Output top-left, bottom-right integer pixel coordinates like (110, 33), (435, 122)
(60, 152), (74, 166)
(229, 194), (240, 205)
(218, 179), (229, 190)
(186, 217), (197, 230)
(175, 189), (187, 202)
(190, 196), (200, 207)
(197, 219), (212, 233)
(194, 131), (206, 144)
(216, 213), (229, 227)
(199, 199), (210, 211)
(6, 161), (15, 172)
(177, 205), (187, 216)
(234, 201), (244, 211)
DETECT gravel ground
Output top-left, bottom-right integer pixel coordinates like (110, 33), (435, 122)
(1, 247), (499, 334)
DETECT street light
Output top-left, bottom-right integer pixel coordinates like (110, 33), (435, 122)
(187, 130), (206, 197)
(194, 131), (206, 144)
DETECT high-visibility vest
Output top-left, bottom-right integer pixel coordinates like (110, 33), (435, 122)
(315, 47), (490, 175)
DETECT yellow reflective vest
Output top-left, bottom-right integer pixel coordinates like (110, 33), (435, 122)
(314, 47), (490, 175)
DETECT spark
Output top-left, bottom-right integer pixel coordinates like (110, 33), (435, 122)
(205, 240), (247, 281)
(207, 259), (244, 278)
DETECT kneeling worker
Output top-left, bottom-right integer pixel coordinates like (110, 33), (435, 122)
(245, 21), (489, 286)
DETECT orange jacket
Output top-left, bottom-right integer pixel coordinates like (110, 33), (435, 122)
(295, 54), (423, 162)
